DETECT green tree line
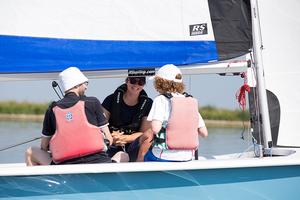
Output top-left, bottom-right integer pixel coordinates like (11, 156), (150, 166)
(0, 101), (49, 115)
(0, 101), (249, 121)
(200, 106), (249, 121)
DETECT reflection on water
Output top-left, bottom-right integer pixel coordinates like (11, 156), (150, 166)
(0, 121), (253, 163)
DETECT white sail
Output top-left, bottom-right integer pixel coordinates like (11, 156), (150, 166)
(258, 0), (300, 147)
(0, 0), (215, 41)
(0, 0), (251, 76)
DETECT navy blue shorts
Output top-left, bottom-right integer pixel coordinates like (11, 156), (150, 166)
(144, 149), (180, 162)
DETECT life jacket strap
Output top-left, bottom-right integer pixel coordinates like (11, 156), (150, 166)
(163, 92), (193, 99)
(154, 136), (166, 144)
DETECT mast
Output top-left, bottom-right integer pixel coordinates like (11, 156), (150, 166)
(250, 0), (273, 148)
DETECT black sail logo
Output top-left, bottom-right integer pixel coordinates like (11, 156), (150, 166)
(189, 23), (207, 36)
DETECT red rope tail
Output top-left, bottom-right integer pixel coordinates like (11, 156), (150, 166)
(236, 72), (250, 110)
(236, 83), (250, 110)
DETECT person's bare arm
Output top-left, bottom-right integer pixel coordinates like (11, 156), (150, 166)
(151, 120), (163, 134)
(139, 117), (152, 132)
(114, 132), (143, 146)
(101, 125), (113, 145)
(40, 137), (51, 151)
(198, 126), (208, 138)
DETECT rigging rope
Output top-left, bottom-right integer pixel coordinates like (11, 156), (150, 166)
(0, 136), (41, 151)
(236, 71), (251, 144)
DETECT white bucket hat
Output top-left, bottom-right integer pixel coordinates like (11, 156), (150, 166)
(150, 64), (182, 83)
(59, 67), (88, 92)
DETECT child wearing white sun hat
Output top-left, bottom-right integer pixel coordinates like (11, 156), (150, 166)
(138, 64), (208, 162)
(149, 64), (183, 83)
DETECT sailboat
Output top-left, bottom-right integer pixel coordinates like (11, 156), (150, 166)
(0, 0), (300, 199)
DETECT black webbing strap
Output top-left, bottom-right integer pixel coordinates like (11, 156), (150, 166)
(194, 149), (199, 160)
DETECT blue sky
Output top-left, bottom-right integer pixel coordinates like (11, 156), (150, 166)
(0, 74), (243, 109)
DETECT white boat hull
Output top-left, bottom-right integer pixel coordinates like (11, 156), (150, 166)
(1, 151), (300, 199)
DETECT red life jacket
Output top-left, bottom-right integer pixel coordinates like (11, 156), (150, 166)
(165, 94), (199, 150)
(50, 101), (106, 163)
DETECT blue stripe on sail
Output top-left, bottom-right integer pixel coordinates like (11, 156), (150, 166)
(0, 35), (218, 73)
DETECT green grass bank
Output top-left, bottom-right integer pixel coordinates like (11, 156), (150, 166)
(0, 101), (250, 127)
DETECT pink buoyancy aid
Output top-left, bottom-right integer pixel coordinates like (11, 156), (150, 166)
(166, 96), (199, 150)
(50, 101), (106, 163)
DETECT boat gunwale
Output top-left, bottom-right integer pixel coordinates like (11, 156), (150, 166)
(1, 153), (300, 177)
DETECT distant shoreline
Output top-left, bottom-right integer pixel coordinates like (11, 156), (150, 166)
(0, 114), (249, 128)
(0, 114), (44, 122)
(204, 119), (249, 128)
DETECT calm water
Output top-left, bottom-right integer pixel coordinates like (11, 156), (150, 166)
(0, 121), (253, 163)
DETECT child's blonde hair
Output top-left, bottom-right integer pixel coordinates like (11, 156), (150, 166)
(154, 75), (185, 94)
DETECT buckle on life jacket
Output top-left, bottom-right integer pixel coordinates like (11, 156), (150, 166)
(154, 136), (166, 144)
(153, 126), (167, 145)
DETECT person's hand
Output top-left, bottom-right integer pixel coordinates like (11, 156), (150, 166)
(114, 135), (128, 146)
(111, 131), (125, 145)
